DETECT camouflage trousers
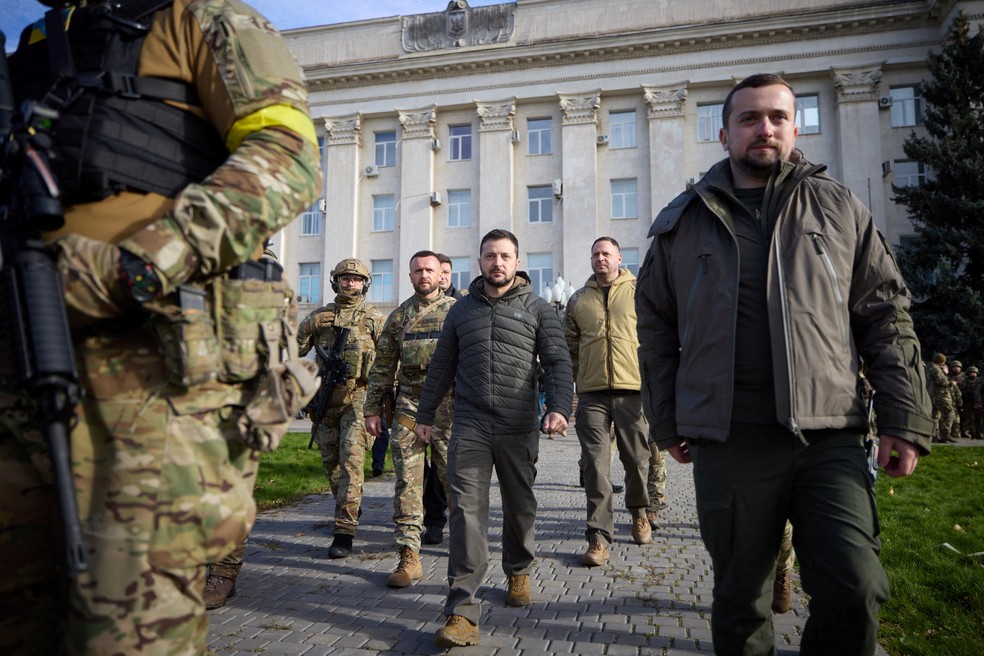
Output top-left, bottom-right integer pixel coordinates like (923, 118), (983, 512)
(647, 442), (667, 512)
(315, 395), (373, 536)
(933, 401), (956, 440)
(0, 358), (258, 655)
(391, 394), (452, 552)
(777, 520), (795, 575)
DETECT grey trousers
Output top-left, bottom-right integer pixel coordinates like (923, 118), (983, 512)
(575, 391), (651, 543)
(690, 423), (889, 656)
(444, 426), (539, 624)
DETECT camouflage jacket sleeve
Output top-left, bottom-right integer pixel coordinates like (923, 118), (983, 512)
(117, 0), (321, 294)
(364, 305), (405, 416)
(297, 306), (330, 357)
(564, 289), (583, 382)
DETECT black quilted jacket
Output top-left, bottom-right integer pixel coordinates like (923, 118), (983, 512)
(417, 273), (573, 433)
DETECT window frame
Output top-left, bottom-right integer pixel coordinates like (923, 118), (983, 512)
(526, 252), (554, 299)
(298, 262), (322, 305)
(368, 259), (395, 303)
(527, 117), (552, 155)
(610, 178), (638, 220)
(697, 103), (724, 142)
(609, 110), (637, 149)
(374, 130), (397, 167)
(447, 189), (472, 228)
(449, 124), (472, 161)
(372, 194), (396, 232)
(795, 94), (821, 135)
(890, 85), (924, 128)
(528, 185), (553, 224)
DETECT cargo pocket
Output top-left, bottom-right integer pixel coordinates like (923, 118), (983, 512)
(696, 491), (735, 567)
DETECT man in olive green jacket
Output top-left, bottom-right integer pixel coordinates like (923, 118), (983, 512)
(636, 74), (933, 655)
(565, 237), (661, 567)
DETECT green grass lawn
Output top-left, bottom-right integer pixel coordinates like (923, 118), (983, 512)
(253, 431), (392, 511)
(876, 445), (983, 656)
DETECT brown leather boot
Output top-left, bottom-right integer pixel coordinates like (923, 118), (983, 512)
(204, 574), (236, 610)
(386, 546), (423, 588)
(631, 509), (653, 545)
(506, 574), (532, 606)
(434, 614), (480, 648)
(580, 534), (610, 567)
(772, 568), (793, 614)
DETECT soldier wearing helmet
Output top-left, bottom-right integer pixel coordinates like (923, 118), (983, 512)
(927, 353), (957, 443)
(966, 365), (983, 439)
(949, 360), (969, 438)
(298, 258), (384, 558)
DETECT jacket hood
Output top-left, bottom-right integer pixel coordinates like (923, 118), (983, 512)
(584, 268), (636, 289)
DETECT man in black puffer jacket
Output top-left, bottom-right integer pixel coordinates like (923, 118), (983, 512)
(416, 229), (573, 648)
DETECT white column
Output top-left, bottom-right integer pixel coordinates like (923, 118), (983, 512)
(558, 90), (601, 286)
(323, 114), (361, 302)
(833, 65), (886, 231)
(644, 83), (689, 218)
(396, 106), (437, 300)
(476, 98), (516, 237)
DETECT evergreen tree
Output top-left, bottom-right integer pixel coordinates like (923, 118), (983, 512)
(895, 12), (984, 362)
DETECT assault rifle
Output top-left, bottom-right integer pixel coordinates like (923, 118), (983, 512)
(306, 326), (351, 448)
(0, 32), (89, 574)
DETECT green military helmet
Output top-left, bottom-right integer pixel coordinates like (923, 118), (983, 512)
(331, 258), (372, 294)
(968, 366), (979, 374)
(951, 360), (963, 369)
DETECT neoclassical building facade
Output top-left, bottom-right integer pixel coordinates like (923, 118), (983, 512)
(272, 0), (983, 311)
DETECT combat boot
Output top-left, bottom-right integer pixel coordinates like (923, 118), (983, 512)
(646, 509), (660, 530)
(387, 546), (423, 588)
(422, 525), (444, 545)
(434, 615), (479, 648)
(631, 508), (653, 545)
(328, 534), (353, 559)
(772, 568), (793, 614)
(506, 574), (532, 607)
(580, 533), (610, 567)
(204, 574), (236, 610)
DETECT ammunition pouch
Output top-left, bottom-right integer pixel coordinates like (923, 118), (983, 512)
(144, 261), (319, 449)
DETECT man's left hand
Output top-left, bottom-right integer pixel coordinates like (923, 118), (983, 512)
(877, 434), (919, 478)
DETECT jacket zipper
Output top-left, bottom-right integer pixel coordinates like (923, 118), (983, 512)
(808, 233), (849, 345)
(772, 229), (804, 442)
(605, 288), (614, 388)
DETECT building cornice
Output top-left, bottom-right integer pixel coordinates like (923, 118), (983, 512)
(397, 106), (437, 139)
(302, 2), (937, 94)
(558, 91), (601, 125)
(324, 114), (361, 145)
(476, 98), (517, 131)
(832, 64), (884, 103)
(643, 84), (689, 119)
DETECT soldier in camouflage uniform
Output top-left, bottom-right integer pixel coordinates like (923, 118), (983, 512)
(927, 353), (958, 443)
(966, 366), (983, 439)
(0, 1), (321, 653)
(950, 360), (969, 438)
(298, 258), (384, 558)
(365, 251), (456, 587)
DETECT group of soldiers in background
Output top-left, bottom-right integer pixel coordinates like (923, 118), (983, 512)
(927, 353), (984, 442)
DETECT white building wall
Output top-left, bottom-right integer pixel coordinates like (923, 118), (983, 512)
(276, 0), (984, 314)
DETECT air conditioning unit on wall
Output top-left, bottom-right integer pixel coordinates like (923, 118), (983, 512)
(878, 96), (893, 109)
(365, 164), (379, 177)
(430, 191), (442, 206)
(597, 134), (610, 145)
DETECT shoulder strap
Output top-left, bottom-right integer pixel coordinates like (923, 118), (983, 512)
(400, 296), (453, 342)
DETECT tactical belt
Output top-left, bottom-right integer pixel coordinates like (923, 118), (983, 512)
(394, 413), (416, 431)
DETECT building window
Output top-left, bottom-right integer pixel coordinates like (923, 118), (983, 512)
(375, 131), (396, 167)
(622, 248), (640, 277)
(450, 256), (471, 291)
(795, 95), (820, 135)
(369, 259), (394, 303)
(894, 160), (927, 187)
(298, 262), (321, 305)
(528, 186), (553, 224)
(318, 135), (325, 166)
(300, 201), (324, 236)
(698, 103), (724, 142)
(890, 86), (923, 128)
(372, 194), (395, 231)
(528, 118), (552, 155)
(526, 252), (554, 299)
(611, 178), (638, 219)
(610, 111), (636, 149)
(449, 124), (472, 161)
(448, 189), (472, 228)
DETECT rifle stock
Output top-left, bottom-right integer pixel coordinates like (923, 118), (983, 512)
(306, 326), (351, 448)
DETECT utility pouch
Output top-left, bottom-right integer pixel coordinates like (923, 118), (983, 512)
(214, 275), (290, 383)
(233, 358), (320, 451)
(147, 285), (221, 388)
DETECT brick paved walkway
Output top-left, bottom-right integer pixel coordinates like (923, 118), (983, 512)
(206, 426), (885, 655)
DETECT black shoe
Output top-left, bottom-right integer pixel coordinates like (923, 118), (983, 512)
(372, 465), (384, 477)
(422, 525), (445, 545)
(613, 484), (624, 494)
(329, 534), (353, 559)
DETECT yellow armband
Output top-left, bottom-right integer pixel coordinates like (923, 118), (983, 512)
(226, 104), (318, 152)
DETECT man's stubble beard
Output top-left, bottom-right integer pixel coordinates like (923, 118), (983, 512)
(482, 272), (514, 289)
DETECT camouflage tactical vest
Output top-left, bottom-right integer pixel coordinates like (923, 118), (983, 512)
(398, 295), (455, 379)
(313, 302), (379, 386)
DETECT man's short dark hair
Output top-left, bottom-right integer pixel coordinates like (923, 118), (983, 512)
(480, 229), (519, 254)
(721, 73), (795, 129)
(409, 250), (440, 269)
(436, 253), (452, 267)
(592, 236), (620, 252)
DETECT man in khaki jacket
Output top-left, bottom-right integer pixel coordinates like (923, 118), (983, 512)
(565, 237), (654, 566)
